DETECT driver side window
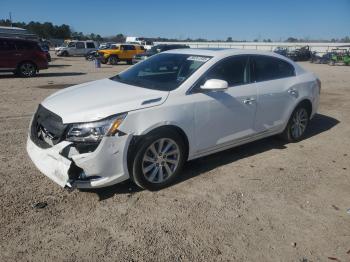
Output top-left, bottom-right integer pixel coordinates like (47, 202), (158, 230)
(206, 56), (250, 86)
(193, 55), (250, 92)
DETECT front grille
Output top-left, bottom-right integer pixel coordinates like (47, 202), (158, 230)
(30, 105), (67, 149)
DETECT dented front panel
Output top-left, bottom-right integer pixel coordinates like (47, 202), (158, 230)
(26, 133), (131, 189)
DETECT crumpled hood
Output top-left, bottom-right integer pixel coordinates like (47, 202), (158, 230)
(41, 78), (169, 123)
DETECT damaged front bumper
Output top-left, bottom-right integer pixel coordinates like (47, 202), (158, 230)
(26, 134), (132, 189)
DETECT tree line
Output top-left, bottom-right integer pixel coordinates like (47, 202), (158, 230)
(1, 19), (349, 43)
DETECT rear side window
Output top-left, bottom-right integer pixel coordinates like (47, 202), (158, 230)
(252, 55), (295, 82)
(15, 41), (37, 50)
(0, 39), (16, 51)
(86, 42), (95, 48)
(76, 42), (85, 49)
(205, 56), (250, 86)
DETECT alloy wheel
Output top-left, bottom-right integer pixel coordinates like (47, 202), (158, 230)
(20, 63), (36, 77)
(291, 108), (308, 139)
(141, 138), (180, 183)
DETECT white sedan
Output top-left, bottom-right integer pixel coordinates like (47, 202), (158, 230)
(27, 48), (320, 190)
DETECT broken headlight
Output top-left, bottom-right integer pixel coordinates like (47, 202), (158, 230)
(66, 113), (127, 143)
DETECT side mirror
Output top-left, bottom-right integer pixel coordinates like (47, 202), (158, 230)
(201, 79), (228, 91)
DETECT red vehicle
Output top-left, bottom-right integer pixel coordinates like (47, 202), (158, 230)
(0, 37), (48, 77)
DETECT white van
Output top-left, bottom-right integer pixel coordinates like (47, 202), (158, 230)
(126, 36), (153, 50)
(55, 40), (97, 56)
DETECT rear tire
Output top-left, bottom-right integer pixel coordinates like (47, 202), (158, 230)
(280, 105), (310, 142)
(127, 59), (133, 65)
(17, 62), (37, 77)
(130, 129), (186, 191)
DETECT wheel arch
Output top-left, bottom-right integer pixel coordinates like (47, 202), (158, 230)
(17, 60), (38, 71)
(296, 98), (313, 118)
(126, 124), (190, 174)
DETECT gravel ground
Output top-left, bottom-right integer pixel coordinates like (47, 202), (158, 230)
(0, 54), (349, 262)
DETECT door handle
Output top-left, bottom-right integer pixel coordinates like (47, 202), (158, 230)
(243, 98), (256, 105)
(288, 88), (299, 97)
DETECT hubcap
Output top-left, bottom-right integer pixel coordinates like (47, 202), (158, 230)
(142, 138), (180, 183)
(21, 63), (35, 76)
(291, 108), (308, 138)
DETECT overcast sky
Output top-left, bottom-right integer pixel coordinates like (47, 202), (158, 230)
(1, 0), (349, 40)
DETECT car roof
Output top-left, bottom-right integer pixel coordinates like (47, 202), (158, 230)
(0, 37), (37, 43)
(165, 48), (288, 58)
(164, 48), (306, 74)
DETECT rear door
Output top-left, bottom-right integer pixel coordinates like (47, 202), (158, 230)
(127, 45), (137, 58)
(0, 39), (17, 70)
(251, 55), (297, 132)
(86, 42), (96, 53)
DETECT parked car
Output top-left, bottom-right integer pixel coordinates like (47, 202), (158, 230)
(126, 36), (154, 50)
(27, 49), (320, 190)
(329, 48), (350, 66)
(274, 46), (289, 57)
(98, 44), (145, 65)
(85, 43), (118, 61)
(287, 46), (312, 61)
(99, 42), (116, 49)
(0, 37), (48, 77)
(310, 51), (334, 64)
(133, 44), (190, 63)
(55, 40), (97, 56)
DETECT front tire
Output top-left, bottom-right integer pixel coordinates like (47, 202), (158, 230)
(280, 105), (309, 142)
(131, 129), (186, 190)
(108, 56), (119, 65)
(17, 62), (37, 77)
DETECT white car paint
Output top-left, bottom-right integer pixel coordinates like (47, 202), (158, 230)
(27, 48), (320, 189)
(55, 40), (97, 56)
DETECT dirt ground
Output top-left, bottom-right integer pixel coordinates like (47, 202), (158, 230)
(0, 54), (349, 262)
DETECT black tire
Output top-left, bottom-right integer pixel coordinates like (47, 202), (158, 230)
(108, 56), (119, 65)
(127, 59), (133, 65)
(17, 62), (37, 77)
(280, 104), (310, 142)
(63, 51), (69, 57)
(86, 55), (94, 61)
(130, 129), (186, 191)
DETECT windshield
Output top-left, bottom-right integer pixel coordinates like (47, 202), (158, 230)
(111, 53), (211, 91)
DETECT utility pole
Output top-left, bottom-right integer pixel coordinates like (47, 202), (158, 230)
(9, 12), (12, 27)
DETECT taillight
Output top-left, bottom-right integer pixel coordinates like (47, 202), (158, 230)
(316, 78), (321, 94)
(38, 51), (47, 60)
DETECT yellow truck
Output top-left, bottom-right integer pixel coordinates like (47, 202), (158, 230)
(98, 44), (145, 65)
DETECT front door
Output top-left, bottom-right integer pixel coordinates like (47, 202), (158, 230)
(192, 55), (258, 153)
(119, 45), (129, 60)
(75, 42), (86, 55)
